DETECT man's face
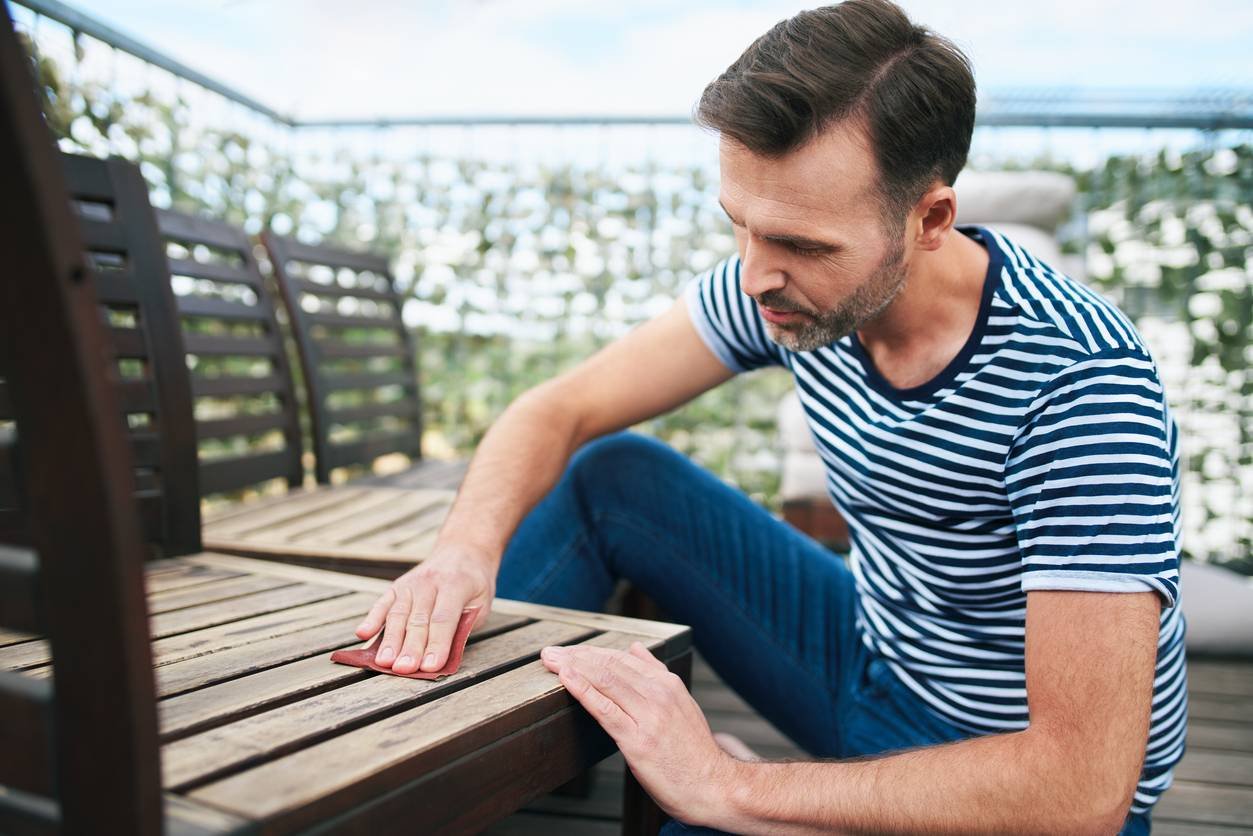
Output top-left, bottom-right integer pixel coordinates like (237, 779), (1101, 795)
(717, 120), (910, 352)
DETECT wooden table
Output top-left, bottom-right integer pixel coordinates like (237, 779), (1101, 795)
(0, 553), (690, 834)
(201, 487), (456, 579)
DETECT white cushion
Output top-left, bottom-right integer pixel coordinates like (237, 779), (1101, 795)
(954, 171), (1076, 232)
(1181, 561), (1253, 657)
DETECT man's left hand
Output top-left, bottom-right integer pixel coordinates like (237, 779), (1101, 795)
(540, 641), (738, 823)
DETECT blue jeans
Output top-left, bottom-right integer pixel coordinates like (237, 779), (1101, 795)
(496, 432), (1151, 835)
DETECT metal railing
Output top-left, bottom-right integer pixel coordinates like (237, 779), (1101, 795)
(13, 0), (1253, 132)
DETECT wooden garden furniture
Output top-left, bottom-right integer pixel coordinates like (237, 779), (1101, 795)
(0, 11), (690, 833)
(148, 207), (460, 576)
(263, 230), (468, 491)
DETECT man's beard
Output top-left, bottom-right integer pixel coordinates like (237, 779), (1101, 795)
(755, 234), (907, 353)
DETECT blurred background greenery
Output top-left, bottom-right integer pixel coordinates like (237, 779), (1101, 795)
(14, 9), (1251, 573)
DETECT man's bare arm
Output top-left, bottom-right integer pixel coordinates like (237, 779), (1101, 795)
(354, 297), (735, 672)
(704, 590), (1159, 834)
(433, 296), (734, 561)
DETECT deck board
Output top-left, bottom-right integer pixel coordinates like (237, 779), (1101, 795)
(488, 654), (1253, 834)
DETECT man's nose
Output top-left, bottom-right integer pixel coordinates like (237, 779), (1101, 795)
(739, 238), (786, 298)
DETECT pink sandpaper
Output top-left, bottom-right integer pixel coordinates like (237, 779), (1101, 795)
(331, 606), (480, 680)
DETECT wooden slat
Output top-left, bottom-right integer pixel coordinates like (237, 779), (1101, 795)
(1154, 781), (1253, 828)
(191, 375), (283, 399)
(1174, 750), (1253, 788)
(0, 784), (59, 835)
(306, 312), (398, 331)
(278, 239), (390, 276)
(144, 593), (373, 668)
(327, 400), (419, 424)
(162, 793), (252, 836)
(107, 325), (146, 356)
(0, 544), (40, 632)
(1181, 720), (1253, 753)
(287, 490), (448, 547)
(199, 450), (295, 496)
(314, 340), (405, 359)
(176, 295), (267, 322)
(365, 457), (469, 491)
(202, 487), (368, 533)
(117, 379), (156, 413)
(0, 628), (37, 648)
(187, 553), (694, 650)
(291, 278), (394, 303)
(77, 216), (128, 252)
(196, 412), (289, 441)
(1188, 694), (1253, 725)
(146, 565), (242, 595)
(95, 271), (140, 304)
(153, 616), (365, 698)
(167, 258), (257, 287)
(182, 334), (275, 357)
(129, 431), (161, 468)
(157, 609), (531, 740)
(326, 430), (419, 471)
(163, 619), (597, 789)
(1189, 661), (1253, 698)
(213, 488), (400, 543)
(187, 630), (670, 826)
(321, 372), (411, 393)
(151, 584), (349, 642)
(0, 671), (54, 795)
(156, 208), (250, 253)
(147, 574), (295, 615)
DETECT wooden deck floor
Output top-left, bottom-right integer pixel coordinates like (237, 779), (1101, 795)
(485, 652), (1253, 835)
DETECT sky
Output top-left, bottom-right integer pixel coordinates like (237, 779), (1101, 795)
(27, 0), (1253, 121)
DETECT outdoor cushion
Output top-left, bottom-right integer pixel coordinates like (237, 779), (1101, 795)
(954, 170), (1077, 232)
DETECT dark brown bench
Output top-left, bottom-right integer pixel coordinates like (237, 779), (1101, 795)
(264, 231), (468, 491)
(0, 10), (689, 833)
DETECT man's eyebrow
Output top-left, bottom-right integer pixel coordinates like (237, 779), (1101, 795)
(718, 200), (840, 251)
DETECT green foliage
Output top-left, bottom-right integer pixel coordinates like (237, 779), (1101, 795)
(21, 33), (1251, 566)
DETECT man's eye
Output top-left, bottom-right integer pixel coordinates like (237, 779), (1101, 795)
(789, 244), (825, 256)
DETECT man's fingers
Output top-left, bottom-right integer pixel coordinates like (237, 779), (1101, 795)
(376, 585), (414, 668)
(628, 641), (668, 672)
(392, 585), (438, 674)
(419, 594), (466, 671)
(545, 646), (655, 718)
(557, 662), (637, 742)
(355, 588), (395, 640)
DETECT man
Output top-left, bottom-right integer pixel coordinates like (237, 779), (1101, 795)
(354, 1), (1186, 832)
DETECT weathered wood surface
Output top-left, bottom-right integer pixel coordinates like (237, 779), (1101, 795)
(201, 485), (454, 574)
(7, 554), (690, 834)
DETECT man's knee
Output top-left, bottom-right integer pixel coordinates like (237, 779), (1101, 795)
(569, 431), (683, 485)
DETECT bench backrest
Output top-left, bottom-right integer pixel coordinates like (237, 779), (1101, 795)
(264, 233), (424, 483)
(0, 151), (204, 557)
(157, 210), (304, 497)
(0, 5), (162, 830)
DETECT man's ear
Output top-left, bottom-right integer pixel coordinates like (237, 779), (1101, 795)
(913, 183), (958, 252)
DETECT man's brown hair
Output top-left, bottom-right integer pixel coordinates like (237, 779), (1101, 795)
(695, 0), (976, 229)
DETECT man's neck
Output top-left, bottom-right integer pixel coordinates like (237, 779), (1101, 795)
(854, 229), (990, 391)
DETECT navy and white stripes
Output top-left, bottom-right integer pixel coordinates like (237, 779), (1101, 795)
(683, 226), (1186, 816)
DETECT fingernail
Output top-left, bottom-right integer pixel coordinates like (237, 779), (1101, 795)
(356, 622), (369, 633)
(397, 655), (413, 669)
(422, 653), (438, 670)
(378, 647), (395, 664)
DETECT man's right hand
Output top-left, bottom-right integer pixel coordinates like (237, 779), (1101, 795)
(354, 544), (497, 674)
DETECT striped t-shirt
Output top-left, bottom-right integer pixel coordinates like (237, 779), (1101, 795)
(684, 225), (1186, 815)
